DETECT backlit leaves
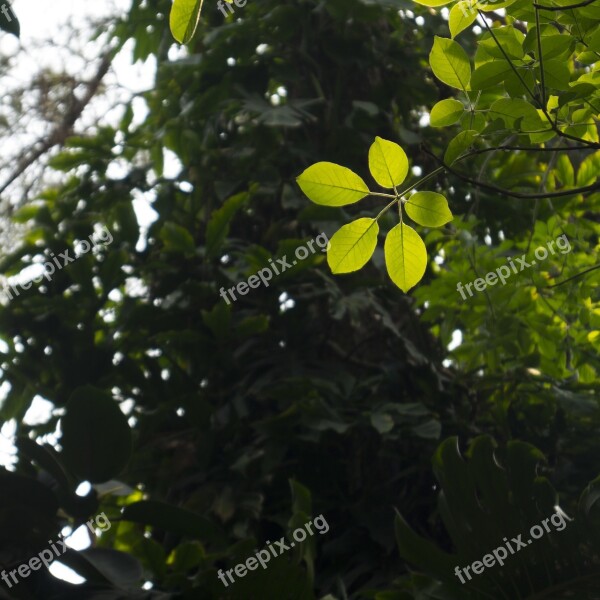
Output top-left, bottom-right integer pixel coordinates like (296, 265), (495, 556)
(429, 36), (471, 91)
(406, 192), (453, 227)
(327, 218), (379, 274)
(385, 223), (427, 293)
(296, 162), (370, 206)
(297, 138), (453, 292)
(430, 99), (464, 127)
(368, 136), (409, 188)
(170, 0), (205, 44)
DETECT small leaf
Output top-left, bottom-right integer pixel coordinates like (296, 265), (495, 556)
(405, 192), (453, 227)
(205, 191), (247, 258)
(371, 413), (394, 434)
(413, 0), (452, 5)
(430, 99), (464, 127)
(449, 2), (476, 38)
(429, 36), (471, 91)
(368, 136), (409, 188)
(170, 0), (204, 44)
(444, 130), (478, 165)
(384, 223), (427, 293)
(297, 162), (370, 207)
(327, 218), (379, 274)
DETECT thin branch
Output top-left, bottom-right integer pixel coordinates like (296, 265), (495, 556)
(424, 147), (600, 199)
(546, 263), (600, 288)
(0, 51), (113, 198)
(533, 0), (597, 10)
(534, 6), (546, 108)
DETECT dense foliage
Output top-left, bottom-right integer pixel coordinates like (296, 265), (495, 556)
(0, 0), (599, 598)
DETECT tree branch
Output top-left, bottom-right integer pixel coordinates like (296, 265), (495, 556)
(533, 0), (597, 10)
(0, 51), (113, 198)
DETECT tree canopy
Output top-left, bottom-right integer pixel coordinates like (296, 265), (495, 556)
(0, 0), (599, 598)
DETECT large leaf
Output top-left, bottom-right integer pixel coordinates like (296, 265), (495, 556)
(327, 218), (379, 274)
(429, 36), (471, 91)
(170, 0), (204, 44)
(384, 223), (427, 292)
(368, 136), (409, 188)
(60, 386), (132, 483)
(430, 98), (465, 127)
(297, 162), (370, 206)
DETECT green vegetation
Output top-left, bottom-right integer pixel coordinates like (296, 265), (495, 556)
(0, 0), (599, 598)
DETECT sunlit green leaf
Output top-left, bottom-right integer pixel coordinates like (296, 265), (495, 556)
(327, 218), (379, 274)
(384, 223), (427, 293)
(449, 2), (477, 38)
(444, 130), (478, 165)
(297, 162), (370, 206)
(170, 0), (204, 44)
(405, 192), (453, 227)
(429, 36), (471, 91)
(368, 136), (409, 189)
(430, 99), (464, 127)
(470, 61), (513, 90)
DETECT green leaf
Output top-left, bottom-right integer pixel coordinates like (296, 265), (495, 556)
(160, 221), (196, 255)
(60, 386), (132, 483)
(205, 191), (248, 259)
(470, 61), (513, 90)
(413, 0), (452, 5)
(368, 136), (409, 188)
(405, 192), (453, 227)
(327, 218), (379, 274)
(371, 413), (394, 434)
(430, 98), (464, 127)
(170, 0), (204, 44)
(449, 2), (477, 38)
(384, 223), (427, 292)
(297, 162), (370, 206)
(444, 130), (477, 165)
(0, 1), (19, 38)
(429, 36), (471, 91)
(537, 59), (571, 91)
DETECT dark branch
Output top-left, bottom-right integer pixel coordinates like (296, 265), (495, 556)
(533, 0), (597, 10)
(0, 51), (113, 198)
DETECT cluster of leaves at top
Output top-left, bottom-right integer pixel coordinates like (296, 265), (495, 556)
(296, 138), (453, 292)
(169, 0), (234, 43)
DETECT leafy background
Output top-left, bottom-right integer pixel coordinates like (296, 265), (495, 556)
(0, 0), (598, 598)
